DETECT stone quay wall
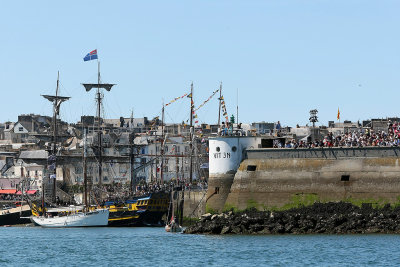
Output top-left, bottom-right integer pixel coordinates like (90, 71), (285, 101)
(183, 190), (207, 218)
(208, 147), (400, 212)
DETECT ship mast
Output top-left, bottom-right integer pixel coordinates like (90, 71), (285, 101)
(189, 82), (193, 183)
(129, 132), (135, 195)
(154, 120), (158, 183)
(52, 74), (59, 203)
(96, 62), (102, 186)
(218, 82), (222, 136)
(129, 110), (135, 194)
(83, 129), (89, 211)
(42, 72), (70, 203)
(161, 103), (165, 184)
(82, 61), (115, 186)
(236, 88), (239, 127)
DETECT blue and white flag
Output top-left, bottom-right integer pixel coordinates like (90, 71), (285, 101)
(83, 49), (98, 61)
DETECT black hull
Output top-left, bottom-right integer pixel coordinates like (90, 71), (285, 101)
(108, 218), (139, 227)
(137, 210), (165, 227)
(0, 210), (31, 226)
(108, 210), (139, 227)
(108, 210), (165, 227)
(106, 192), (169, 227)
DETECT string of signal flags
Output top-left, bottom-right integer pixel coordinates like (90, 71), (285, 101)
(163, 87), (229, 124)
(147, 87), (229, 134)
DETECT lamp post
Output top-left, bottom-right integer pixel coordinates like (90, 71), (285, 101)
(309, 109), (319, 141)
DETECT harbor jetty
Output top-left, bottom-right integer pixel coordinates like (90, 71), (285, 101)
(185, 202), (400, 235)
(207, 138), (400, 213)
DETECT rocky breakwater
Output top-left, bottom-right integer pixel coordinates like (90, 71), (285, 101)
(184, 202), (400, 235)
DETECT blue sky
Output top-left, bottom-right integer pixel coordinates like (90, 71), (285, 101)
(1, 1), (399, 127)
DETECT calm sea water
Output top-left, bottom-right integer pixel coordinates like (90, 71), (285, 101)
(1, 226), (400, 266)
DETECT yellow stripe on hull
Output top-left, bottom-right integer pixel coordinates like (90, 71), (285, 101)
(108, 216), (139, 221)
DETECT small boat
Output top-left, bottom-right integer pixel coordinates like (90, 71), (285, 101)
(165, 216), (182, 233)
(30, 206), (109, 227)
(165, 189), (183, 233)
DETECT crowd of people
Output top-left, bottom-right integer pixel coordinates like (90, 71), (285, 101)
(134, 179), (208, 196)
(276, 127), (400, 149)
(0, 194), (24, 201)
(102, 179), (208, 203)
(133, 181), (167, 197)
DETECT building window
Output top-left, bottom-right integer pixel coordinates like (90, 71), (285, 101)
(185, 146), (189, 153)
(341, 175), (350, 181)
(19, 127), (24, 131)
(165, 146), (169, 152)
(75, 166), (83, 174)
(247, 165), (257, 171)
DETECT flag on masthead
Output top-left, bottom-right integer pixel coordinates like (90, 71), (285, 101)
(83, 49), (98, 61)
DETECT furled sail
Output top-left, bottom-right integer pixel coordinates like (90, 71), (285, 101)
(82, 83), (115, 92)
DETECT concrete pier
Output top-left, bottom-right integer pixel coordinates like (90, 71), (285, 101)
(207, 147), (400, 212)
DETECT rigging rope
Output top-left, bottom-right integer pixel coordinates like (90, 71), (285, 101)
(165, 93), (188, 107)
(194, 88), (219, 112)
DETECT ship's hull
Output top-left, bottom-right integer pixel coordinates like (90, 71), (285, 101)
(107, 209), (166, 227)
(108, 210), (140, 227)
(137, 210), (166, 226)
(0, 205), (32, 226)
(30, 209), (109, 227)
(106, 192), (169, 227)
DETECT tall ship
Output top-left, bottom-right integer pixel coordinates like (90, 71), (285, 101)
(105, 192), (169, 226)
(104, 83), (200, 227)
(30, 72), (109, 227)
(81, 53), (169, 226)
(31, 205), (109, 228)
